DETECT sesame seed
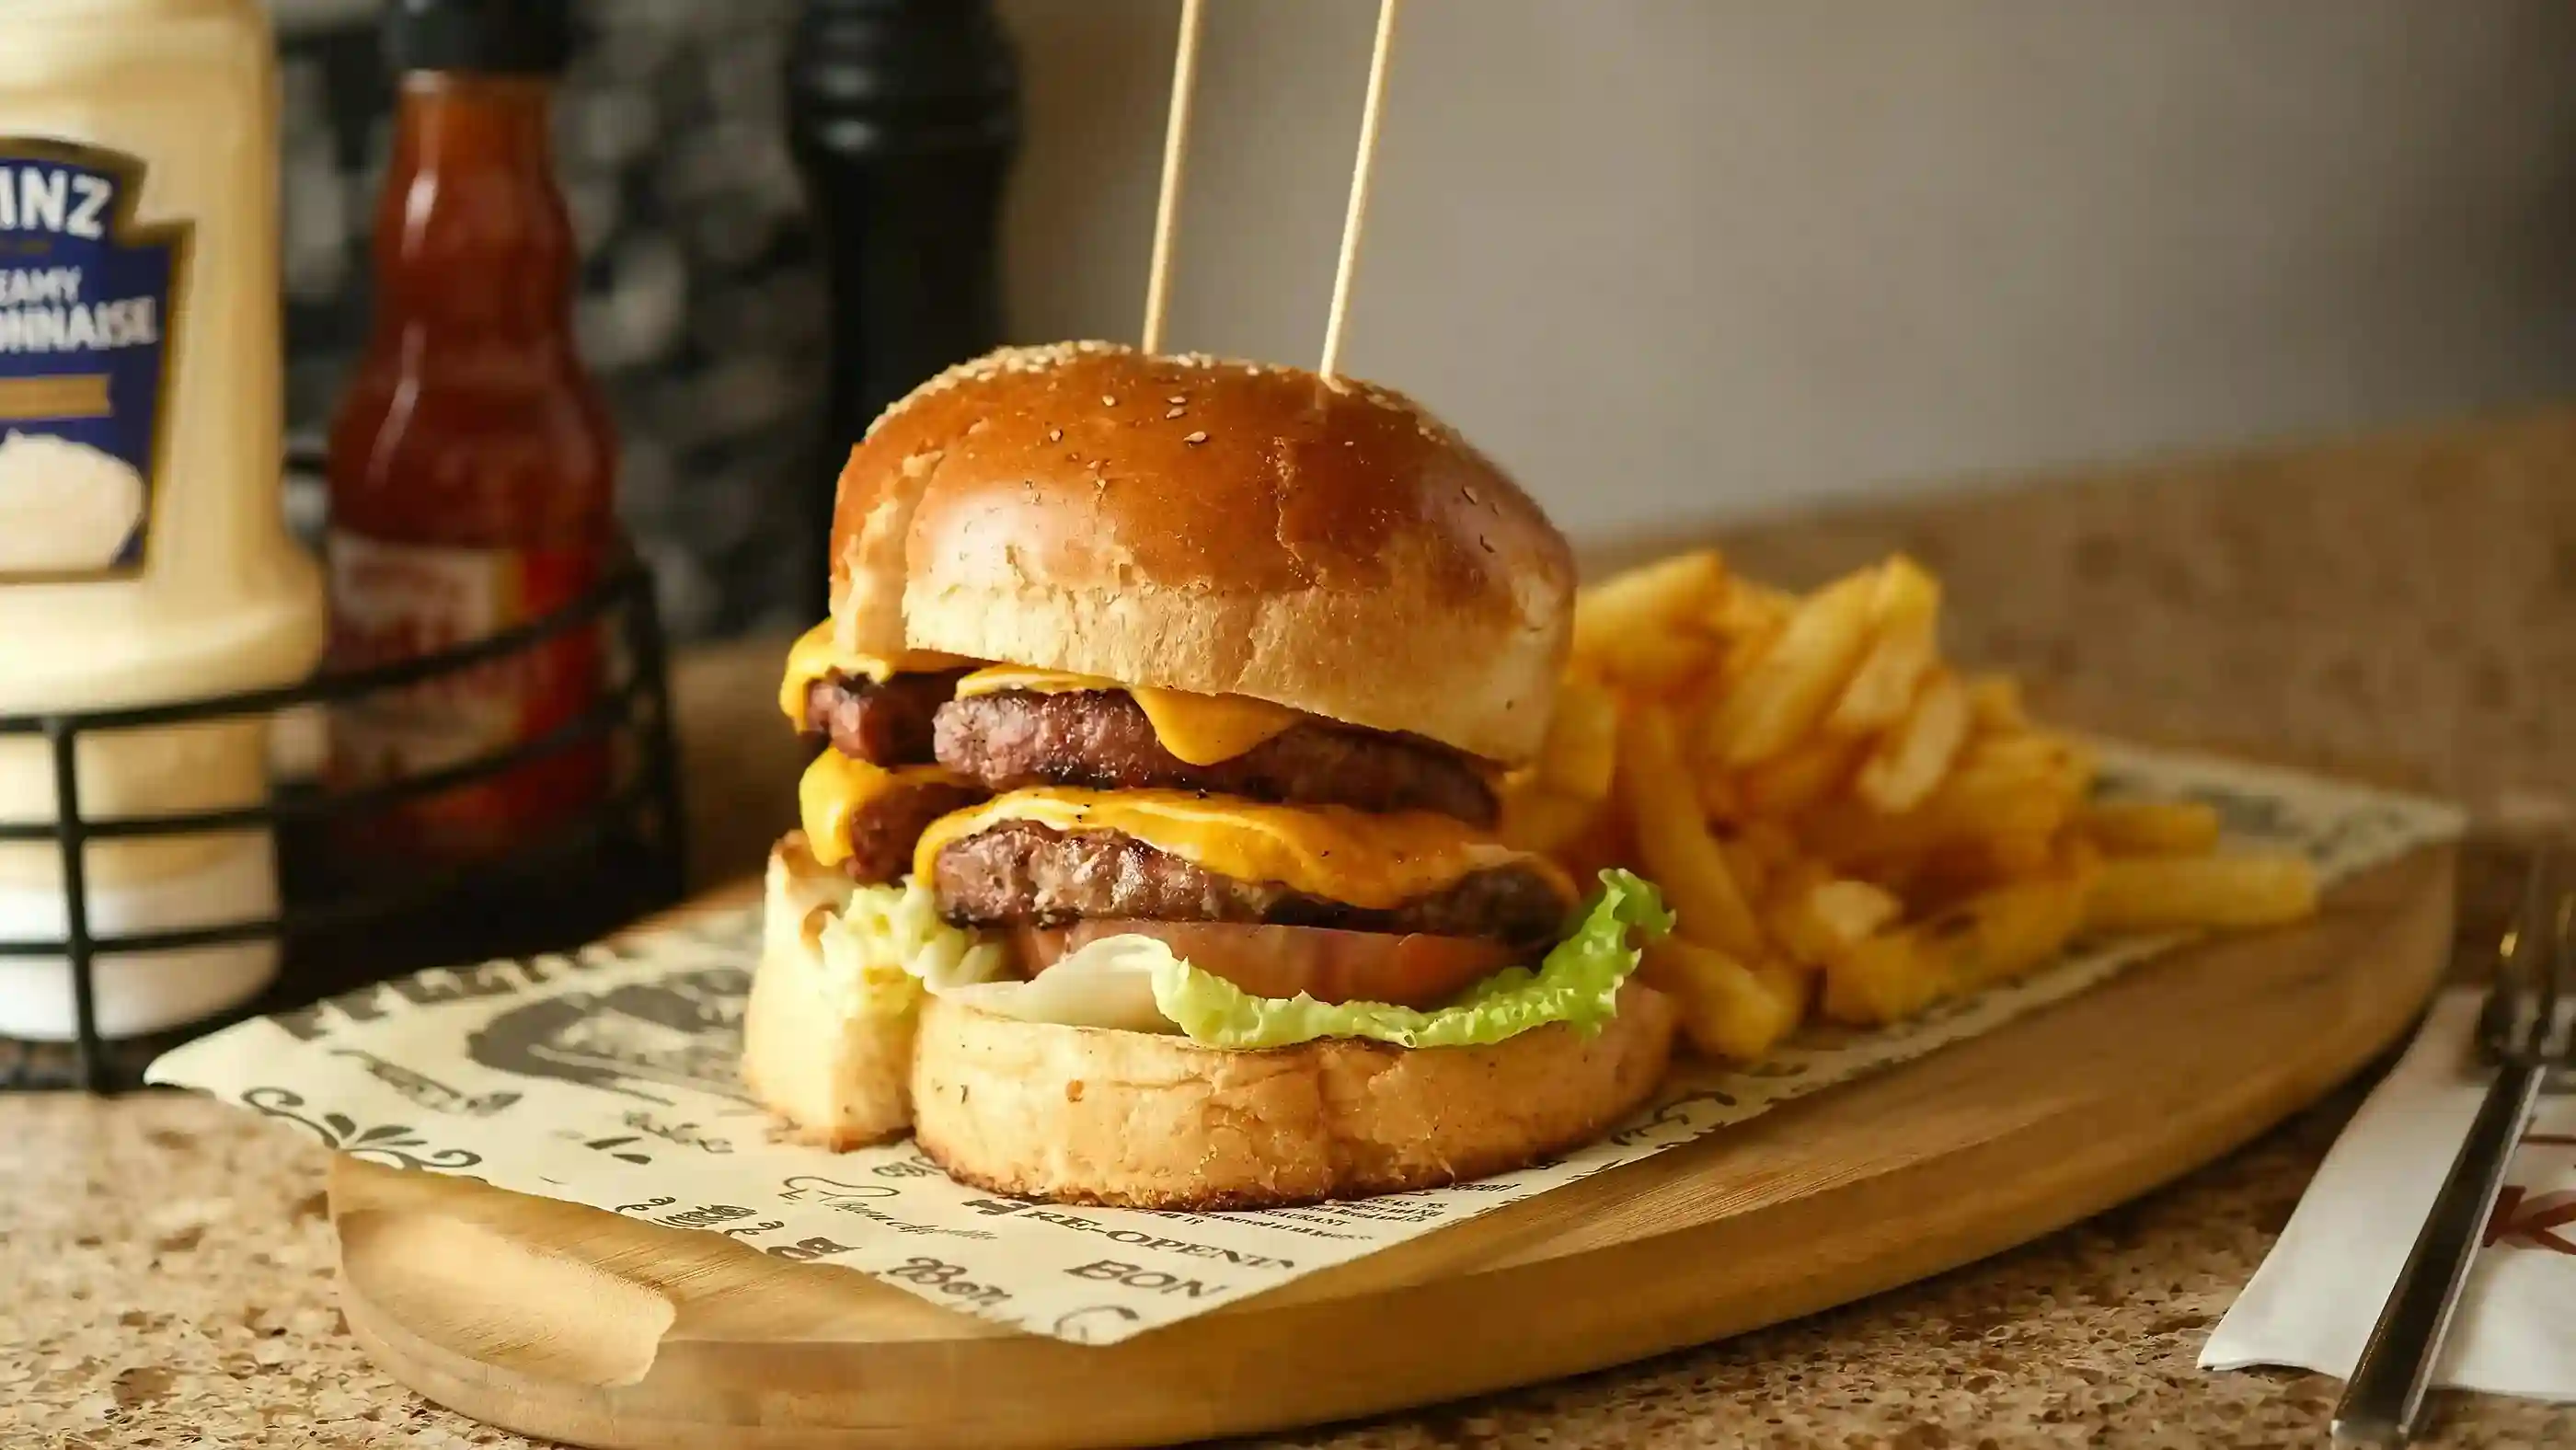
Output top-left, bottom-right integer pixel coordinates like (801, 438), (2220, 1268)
(1183, 431), (1208, 445)
(1048, 428), (1063, 442)
(1167, 395), (1187, 405)
(1461, 485), (1480, 505)
(1101, 396), (1119, 407)
(1165, 406), (1186, 420)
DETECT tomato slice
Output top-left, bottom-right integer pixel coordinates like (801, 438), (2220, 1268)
(1014, 920), (1518, 1008)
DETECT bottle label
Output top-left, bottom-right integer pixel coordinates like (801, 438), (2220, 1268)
(324, 532), (608, 851)
(0, 139), (186, 583)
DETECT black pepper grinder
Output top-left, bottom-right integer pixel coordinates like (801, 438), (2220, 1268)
(786, 0), (1018, 604)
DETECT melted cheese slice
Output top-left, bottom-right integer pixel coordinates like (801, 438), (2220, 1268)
(952, 666), (1306, 766)
(777, 621), (975, 723)
(798, 752), (967, 868)
(912, 788), (1570, 910)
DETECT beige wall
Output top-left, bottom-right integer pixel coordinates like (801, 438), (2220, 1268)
(994, 0), (2576, 542)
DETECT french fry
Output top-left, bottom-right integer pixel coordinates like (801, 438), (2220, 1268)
(1645, 937), (1809, 1061)
(1821, 931), (1940, 1025)
(1532, 545), (2316, 1057)
(1826, 557), (1941, 734)
(1812, 878), (1905, 939)
(1708, 612), (1784, 710)
(1894, 824), (2070, 906)
(1719, 836), (1771, 903)
(1701, 566), (1880, 767)
(1618, 705), (1764, 959)
(1554, 797), (1635, 894)
(1696, 765), (1744, 823)
(1876, 731), (2095, 857)
(1582, 629), (1714, 696)
(1951, 730), (2095, 793)
(1823, 855), (2093, 1024)
(1965, 673), (2028, 731)
(1672, 631), (1776, 793)
(1498, 781), (1604, 858)
(1800, 747), (2081, 872)
(2078, 799), (2223, 857)
(1977, 829), (2058, 881)
(1767, 872), (1903, 972)
(1574, 551), (1727, 661)
(2083, 854), (2318, 933)
(1737, 820), (1802, 876)
(1674, 581), (1795, 776)
(1854, 669), (1972, 814)
(1792, 800), (1947, 874)
(1734, 735), (1867, 819)
(1707, 576), (1798, 645)
(1535, 673), (1621, 801)
(1944, 853), (2097, 993)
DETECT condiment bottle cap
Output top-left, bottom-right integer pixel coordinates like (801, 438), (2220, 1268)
(386, 0), (573, 76)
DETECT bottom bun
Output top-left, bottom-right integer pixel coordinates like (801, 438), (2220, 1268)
(742, 834), (916, 1148)
(910, 982), (1676, 1209)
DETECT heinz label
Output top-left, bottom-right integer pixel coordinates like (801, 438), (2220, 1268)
(325, 533), (607, 854)
(0, 139), (186, 582)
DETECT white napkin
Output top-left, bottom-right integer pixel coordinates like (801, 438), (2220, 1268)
(2202, 989), (2576, 1401)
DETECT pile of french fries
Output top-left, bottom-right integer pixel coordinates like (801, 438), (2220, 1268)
(1502, 550), (2320, 1062)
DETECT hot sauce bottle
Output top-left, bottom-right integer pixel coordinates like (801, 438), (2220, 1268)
(324, 0), (615, 866)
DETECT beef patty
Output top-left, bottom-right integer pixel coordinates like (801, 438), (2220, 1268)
(930, 821), (1570, 944)
(803, 668), (968, 765)
(835, 776), (988, 887)
(932, 690), (1498, 826)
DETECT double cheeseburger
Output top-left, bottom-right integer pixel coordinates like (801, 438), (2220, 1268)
(745, 341), (1674, 1209)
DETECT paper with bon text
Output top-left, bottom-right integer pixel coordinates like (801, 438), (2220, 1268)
(149, 741), (2463, 1346)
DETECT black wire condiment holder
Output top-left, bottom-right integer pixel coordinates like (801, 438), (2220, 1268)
(0, 562), (686, 1094)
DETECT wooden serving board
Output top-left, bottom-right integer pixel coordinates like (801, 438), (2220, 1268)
(330, 845), (2454, 1450)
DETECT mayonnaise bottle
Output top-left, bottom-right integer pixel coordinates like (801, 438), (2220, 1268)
(0, 0), (326, 1039)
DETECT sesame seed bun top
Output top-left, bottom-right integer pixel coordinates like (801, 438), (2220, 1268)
(828, 342), (1574, 765)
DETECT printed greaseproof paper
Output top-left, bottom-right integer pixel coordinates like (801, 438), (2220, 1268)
(149, 741), (2464, 1345)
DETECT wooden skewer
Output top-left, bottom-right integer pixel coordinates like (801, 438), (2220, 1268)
(1319, 0), (1402, 379)
(1140, 0), (1207, 355)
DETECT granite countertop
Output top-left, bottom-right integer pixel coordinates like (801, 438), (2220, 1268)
(8, 408), (2575, 1448)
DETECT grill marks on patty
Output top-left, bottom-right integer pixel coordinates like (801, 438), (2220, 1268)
(932, 821), (1571, 946)
(933, 689), (1499, 827)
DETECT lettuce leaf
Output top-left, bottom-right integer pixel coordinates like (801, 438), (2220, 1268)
(1151, 869), (1672, 1049)
(812, 879), (1008, 1018)
(916, 869), (1671, 1050)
